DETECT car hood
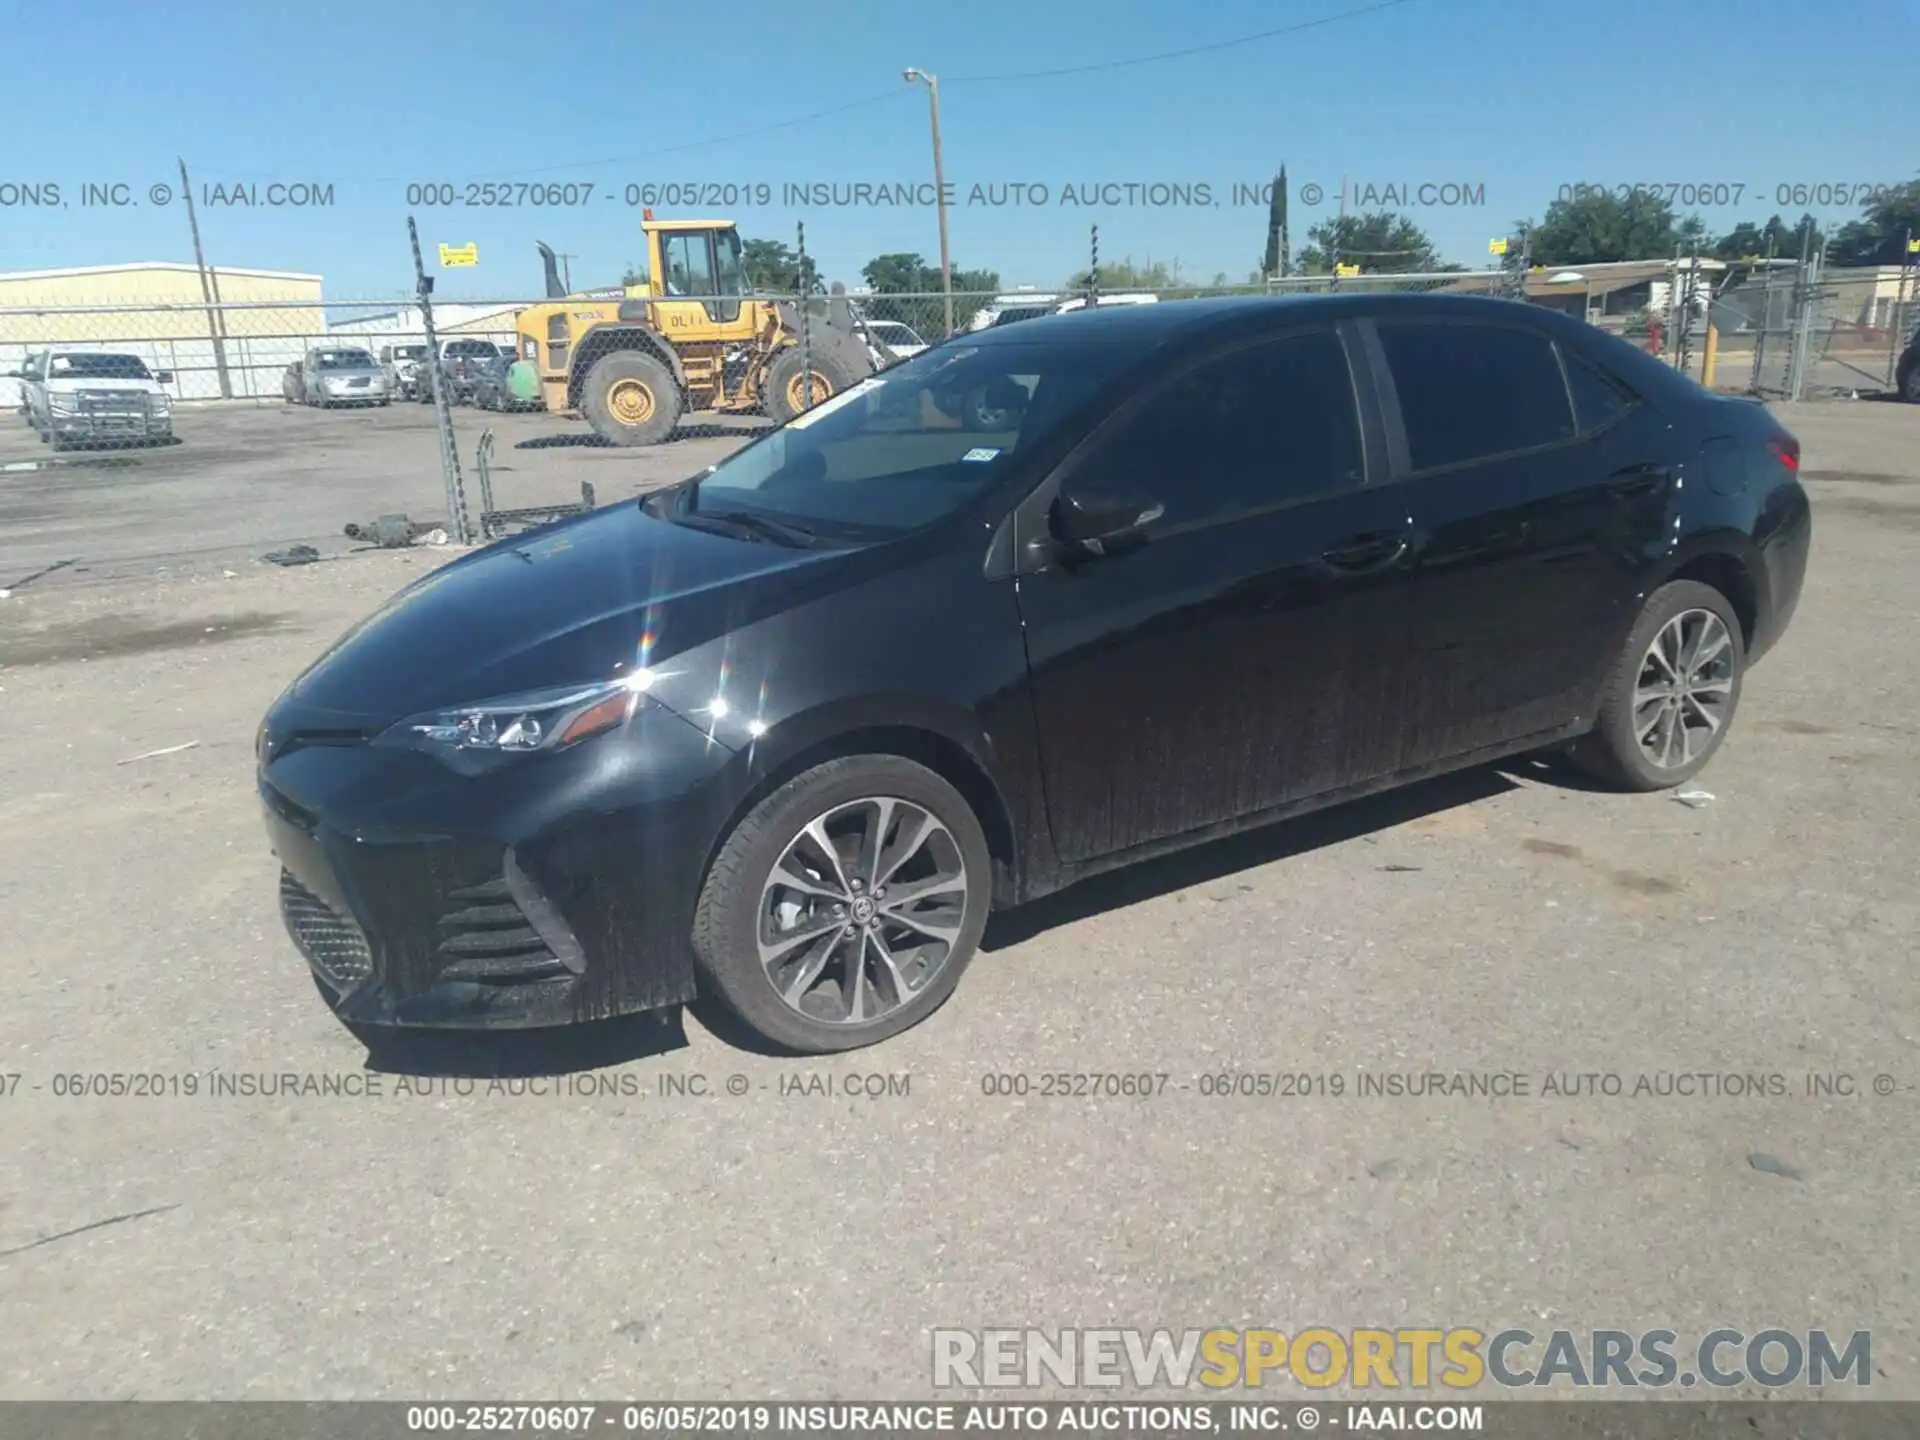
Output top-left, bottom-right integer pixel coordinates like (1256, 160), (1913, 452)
(279, 500), (844, 728)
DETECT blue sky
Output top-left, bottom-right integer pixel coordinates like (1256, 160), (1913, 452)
(1, 0), (1914, 301)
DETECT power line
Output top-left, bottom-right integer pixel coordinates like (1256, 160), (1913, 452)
(946, 0), (1426, 83)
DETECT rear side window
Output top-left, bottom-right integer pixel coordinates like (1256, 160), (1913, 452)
(1379, 323), (1575, 471)
(1559, 347), (1638, 433)
(1092, 329), (1363, 526)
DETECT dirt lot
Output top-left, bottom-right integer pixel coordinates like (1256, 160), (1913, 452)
(0, 399), (765, 587)
(0, 399), (1916, 1401)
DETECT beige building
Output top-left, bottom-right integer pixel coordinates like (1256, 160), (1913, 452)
(0, 261), (324, 401)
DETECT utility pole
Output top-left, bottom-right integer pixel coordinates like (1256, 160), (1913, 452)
(904, 68), (953, 337)
(178, 158), (233, 399)
(409, 217), (471, 545)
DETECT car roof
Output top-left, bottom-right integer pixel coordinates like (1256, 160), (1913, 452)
(957, 291), (1584, 349)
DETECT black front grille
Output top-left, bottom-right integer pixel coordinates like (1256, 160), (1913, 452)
(280, 870), (374, 992)
(435, 877), (570, 984)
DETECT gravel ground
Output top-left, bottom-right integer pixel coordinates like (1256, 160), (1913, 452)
(0, 399), (1914, 1403)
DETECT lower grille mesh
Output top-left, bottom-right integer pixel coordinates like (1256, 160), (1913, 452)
(279, 870), (374, 992)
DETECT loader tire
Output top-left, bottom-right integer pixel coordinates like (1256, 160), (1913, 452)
(764, 346), (862, 425)
(581, 351), (682, 446)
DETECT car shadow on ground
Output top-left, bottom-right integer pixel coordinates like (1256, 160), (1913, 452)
(981, 763), (1523, 952)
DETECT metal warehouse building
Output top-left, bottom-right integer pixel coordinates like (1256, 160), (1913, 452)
(0, 261), (324, 404)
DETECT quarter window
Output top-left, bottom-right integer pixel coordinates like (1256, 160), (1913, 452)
(1379, 323), (1576, 471)
(1560, 347), (1638, 434)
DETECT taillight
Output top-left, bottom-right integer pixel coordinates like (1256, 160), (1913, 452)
(1768, 434), (1800, 473)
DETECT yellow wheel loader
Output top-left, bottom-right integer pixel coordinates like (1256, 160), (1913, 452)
(514, 217), (885, 446)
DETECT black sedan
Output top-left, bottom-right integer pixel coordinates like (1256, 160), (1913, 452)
(259, 294), (1810, 1053)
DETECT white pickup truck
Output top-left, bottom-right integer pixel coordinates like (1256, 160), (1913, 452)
(14, 349), (175, 449)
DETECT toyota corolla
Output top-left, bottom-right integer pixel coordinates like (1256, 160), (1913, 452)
(258, 295), (1809, 1052)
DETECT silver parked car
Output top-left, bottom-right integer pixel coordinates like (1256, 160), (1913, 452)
(300, 347), (392, 407)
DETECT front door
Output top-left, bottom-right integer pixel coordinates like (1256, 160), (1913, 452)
(1013, 325), (1417, 864)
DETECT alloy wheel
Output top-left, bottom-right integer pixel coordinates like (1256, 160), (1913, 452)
(757, 796), (968, 1026)
(1633, 608), (1736, 769)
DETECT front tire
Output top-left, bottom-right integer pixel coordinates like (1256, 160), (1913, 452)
(692, 756), (992, 1053)
(1569, 579), (1745, 791)
(581, 350), (682, 446)
(1902, 363), (1920, 403)
(763, 346), (861, 425)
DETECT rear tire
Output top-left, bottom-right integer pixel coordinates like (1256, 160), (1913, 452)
(691, 756), (991, 1054)
(581, 350), (682, 446)
(1568, 579), (1745, 791)
(763, 345), (862, 425)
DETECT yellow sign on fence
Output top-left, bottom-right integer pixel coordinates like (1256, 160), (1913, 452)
(1334, 263), (1361, 277)
(1488, 237), (1508, 256)
(1908, 236), (1920, 253)
(438, 243), (479, 268)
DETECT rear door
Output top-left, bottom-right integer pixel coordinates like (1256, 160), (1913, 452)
(1364, 317), (1674, 767)
(1363, 316), (1587, 766)
(1013, 323), (1417, 863)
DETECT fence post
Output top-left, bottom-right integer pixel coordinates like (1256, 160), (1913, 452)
(1887, 227), (1912, 391)
(1749, 235), (1777, 395)
(796, 221), (813, 409)
(408, 216), (471, 545)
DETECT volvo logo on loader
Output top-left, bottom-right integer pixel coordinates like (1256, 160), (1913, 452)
(512, 221), (888, 447)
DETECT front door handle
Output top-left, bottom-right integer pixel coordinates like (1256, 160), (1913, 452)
(1321, 530), (1410, 572)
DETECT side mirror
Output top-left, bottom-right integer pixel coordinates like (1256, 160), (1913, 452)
(1050, 488), (1164, 555)
(155, 370), (174, 384)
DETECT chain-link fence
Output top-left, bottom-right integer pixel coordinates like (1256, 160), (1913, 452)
(5, 264), (1913, 578)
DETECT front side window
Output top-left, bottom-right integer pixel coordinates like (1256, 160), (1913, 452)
(1378, 323), (1575, 472)
(657, 339), (1132, 540)
(1075, 329), (1363, 528)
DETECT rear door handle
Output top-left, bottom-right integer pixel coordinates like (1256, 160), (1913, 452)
(1607, 464), (1672, 498)
(1321, 530), (1409, 572)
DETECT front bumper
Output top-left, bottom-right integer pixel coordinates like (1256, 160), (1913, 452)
(322, 384), (390, 402)
(50, 412), (170, 439)
(261, 699), (740, 1030)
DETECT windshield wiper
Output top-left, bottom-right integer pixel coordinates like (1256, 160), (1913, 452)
(676, 508), (819, 547)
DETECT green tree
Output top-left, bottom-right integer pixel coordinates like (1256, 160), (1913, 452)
(619, 262), (647, 288)
(1827, 179), (1920, 266)
(1528, 190), (1680, 265)
(1296, 212), (1440, 274)
(740, 237), (821, 294)
(860, 253), (1000, 331)
(1710, 214), (1824, 264)
(1063, 257), (1178, 292)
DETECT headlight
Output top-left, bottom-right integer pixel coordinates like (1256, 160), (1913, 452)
(150, 393), (171, 411)
(49, 393), (78, 413)
(376, 671), (656, 766)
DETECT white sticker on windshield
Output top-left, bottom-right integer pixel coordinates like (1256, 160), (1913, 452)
(785, 377), (883, 429)
(961, 447), (1001, 462)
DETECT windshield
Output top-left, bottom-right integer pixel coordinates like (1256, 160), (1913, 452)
(49, 353), (152, 380)
(393, 345), (427, 360)
(666, 339), (1131, 540)
(316, 350), (375, 370)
